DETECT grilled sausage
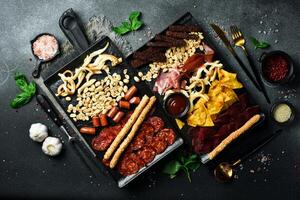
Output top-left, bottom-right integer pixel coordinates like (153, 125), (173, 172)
(113, 111), (125, 123)
(99, 114), (108, 127)
(119, 100), (130, 109)
(92, 116), (101, 127)
(80, 127), (96, 135)
(107, 107), (119, 118)
(129, 96), (140, 105)
(124, 85), (138, 100)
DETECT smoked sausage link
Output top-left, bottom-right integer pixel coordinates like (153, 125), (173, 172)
(80, 127), (96, 135)
(124, 85), (138, 100)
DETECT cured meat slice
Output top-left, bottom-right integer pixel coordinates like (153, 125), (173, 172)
(129, 135), (145, 151)
(92, 130), (116, 151)
(147, 116), (165, 133)
(165, 31), (199, 40)
(150, 137), (167, 154)
(157, 128), (176, 145)
(126, 152), (145, 168)
(203, 43), (215, 62)
(139, 122), (155, 143)
(153, 68), (182, 95)
(118, 157), (140, 176)
(168, 25), (201, 32)
(91, 124), (121, 151)
(137, 146), (156, 164)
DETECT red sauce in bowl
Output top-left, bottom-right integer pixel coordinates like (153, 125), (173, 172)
(262, 54), (289, 82)
(165, 93), (189, 117)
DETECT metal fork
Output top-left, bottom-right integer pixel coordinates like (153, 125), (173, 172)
(230, 25), (270, 103)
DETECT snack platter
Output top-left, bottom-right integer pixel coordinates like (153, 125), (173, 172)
(44, 36), (184, 187)
(127, 12), (265, 161)
(43, 12), (265, 187)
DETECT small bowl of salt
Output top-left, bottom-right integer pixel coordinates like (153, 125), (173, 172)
(270, 100), (295, 125)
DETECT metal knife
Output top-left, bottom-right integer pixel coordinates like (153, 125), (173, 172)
(210, 23), (262, 91)
(36, 94), (105, 176)
(36, 94), (75, 142)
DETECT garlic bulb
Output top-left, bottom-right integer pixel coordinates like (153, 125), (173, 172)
(29, 123), (48, 142)
(42, 137), (63, 156)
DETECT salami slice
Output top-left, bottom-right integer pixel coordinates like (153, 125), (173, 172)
(139, 122), (155, 143)
(91, 125), (121, 151)
(157, 128), (176, 145)
(147, 116), (164, 132)
(118, 157), (139, 176)
(150, 136), (167, 154)
(137, 146), (156, 164)
(129, 135), (145, 151)
(126, 152), (145, 168)
(92, 132), (115, 151)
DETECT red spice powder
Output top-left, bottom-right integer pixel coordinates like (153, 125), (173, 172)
(262, 54), (289, 82)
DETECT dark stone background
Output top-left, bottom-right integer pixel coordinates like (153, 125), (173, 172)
(0, 0), (299, 199)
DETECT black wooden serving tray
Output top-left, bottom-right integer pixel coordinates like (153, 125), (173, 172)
(42, 12), (267, 186)
(126, 12), (266, 165)
(43, 36), (183, 188)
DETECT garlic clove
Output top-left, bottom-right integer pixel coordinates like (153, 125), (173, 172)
(42, 137), (63, 156)
(29, 123), (48, 142)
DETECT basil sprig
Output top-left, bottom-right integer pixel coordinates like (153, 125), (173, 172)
(10, 72), (36, 108)
(250, 37), (270, 49)
(163, 152), (200, 182)
(112, 11), (143, 35)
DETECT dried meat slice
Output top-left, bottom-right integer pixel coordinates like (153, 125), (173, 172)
(118, 157), (140, 176)
(147, 116), (165, 133)
(150, 136), (167, 154)
(157, 128), (176, 145)
(129, 135), (146, 151)
(137, 146), (156, 164)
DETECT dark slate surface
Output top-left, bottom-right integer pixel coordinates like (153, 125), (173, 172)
(0, 0), (299, 199)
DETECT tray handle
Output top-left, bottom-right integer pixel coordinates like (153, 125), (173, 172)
(59, 8), (89, 52)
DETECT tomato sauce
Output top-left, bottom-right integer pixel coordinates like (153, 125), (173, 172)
(165, 93), (189, 117)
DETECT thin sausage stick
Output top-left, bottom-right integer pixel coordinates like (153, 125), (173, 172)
(208, 114), (261, 160)
(110, 96), (157, 168)
(103, 95), (150, 160)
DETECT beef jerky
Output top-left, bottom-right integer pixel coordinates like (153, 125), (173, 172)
(130, 59), (150, 68)
(154, 34), (186, 46)
(168, 25), (201, 32)
(165, 31), (199, 40)
(147, 41), (175, 47)
(133, 47), (166, 59)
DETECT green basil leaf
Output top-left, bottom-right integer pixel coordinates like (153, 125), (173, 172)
(182, 166), (192, 182)
(26, 82), (36, 95)
(163, 160), (182, 175)
(188, 162), (201, 172)
(187, 154), (198, 161)
(14, 72), (26, 81)
(250, 37), (270, 49)
(131, 20), (143, 31)
(256, 42), (270, 49)
(14, 73), (29, 92)
(10, 92), (32, 109)
(122, 22), (132, 30)
(250, 37), (259, 46)
(112, 25), (131, 35)
(129, 11), (140, 22)
(170, 174), (177, 179)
